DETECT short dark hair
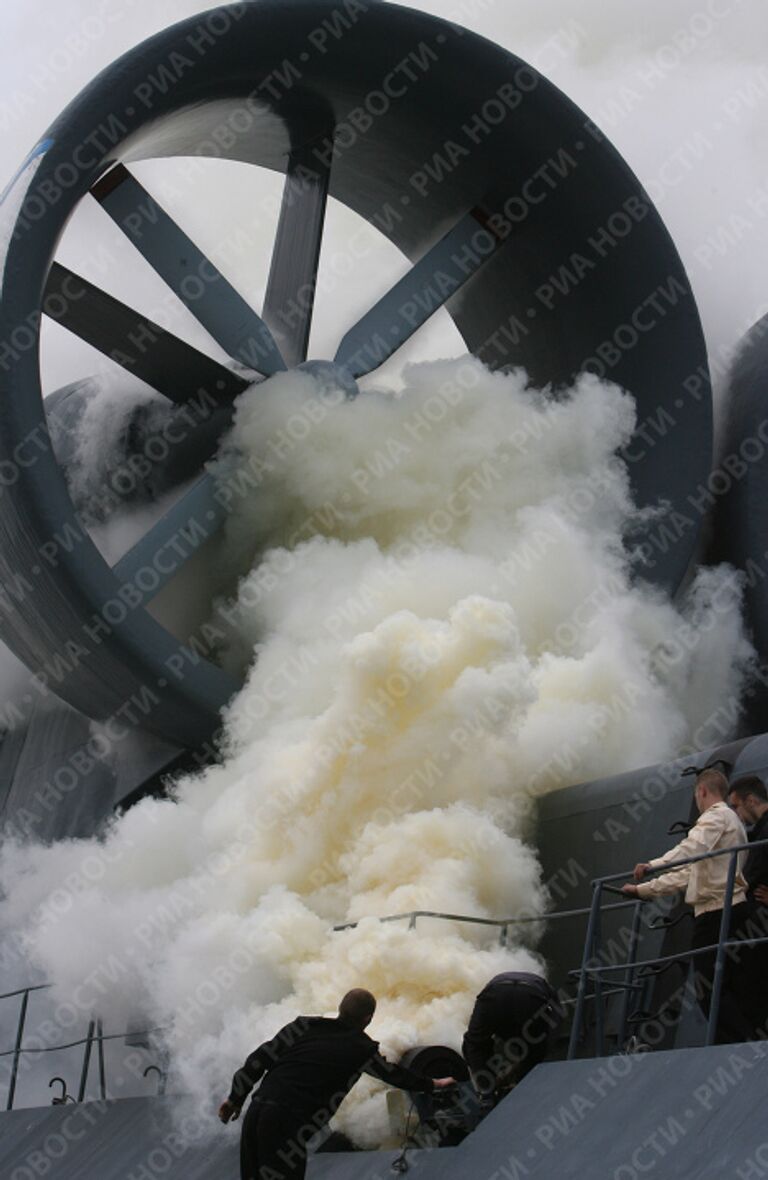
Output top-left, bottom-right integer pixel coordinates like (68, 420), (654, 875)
(696, 768), (729, 799)
(728, 775), (768, 803)
(338, 989), (376, 1028)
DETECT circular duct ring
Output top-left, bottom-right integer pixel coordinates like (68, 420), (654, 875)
(0, 0), (711, 748)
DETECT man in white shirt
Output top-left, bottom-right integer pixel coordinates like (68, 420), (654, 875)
(622, 768), (756, 1043)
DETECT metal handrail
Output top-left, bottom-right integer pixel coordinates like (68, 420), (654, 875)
(568, 834), (768, 1058)
(1, 979), (168, 1112)
(570, 934), (768, 976)
(591, 834), (768, 885)
(0, 1025), (167, 1058)
(333, 899), (636, 944)
(2, 981), (53, 1108)
(0, 984), (51, 1001)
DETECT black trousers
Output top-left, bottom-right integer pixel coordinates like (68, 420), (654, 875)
(240, 1099), (308, 1180)
(691, 902), (760, 1043)
(743, 900), (768, 1036)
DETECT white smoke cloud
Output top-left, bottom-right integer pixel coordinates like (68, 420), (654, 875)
(0, 360), (754, 1141)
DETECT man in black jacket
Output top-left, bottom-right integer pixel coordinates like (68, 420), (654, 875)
(728, 776), (768, 904)
(728, 775), (768, 1032)
(462, 972), (561, 1106)
(218, 989), (454, 1179)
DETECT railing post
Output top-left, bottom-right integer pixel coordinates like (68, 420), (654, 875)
(568, 880), (603, 1060)
(706, 849), (738, 1047)
(77, 1021), (95, 1102)
(6, 989), (29, 1111)
(617, 902), (643, 1048)
(499, 923), (508, 948)
(592, 894), (605, 1056)
(97, 1019), (106, 1100)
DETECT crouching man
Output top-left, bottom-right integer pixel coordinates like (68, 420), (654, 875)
(462, 972), (562, 1108)
(219, 988), (455, 1180)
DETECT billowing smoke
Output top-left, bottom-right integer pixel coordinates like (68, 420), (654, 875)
(0, 358), (753, 1143)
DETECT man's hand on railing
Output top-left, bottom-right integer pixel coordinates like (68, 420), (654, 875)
(619, 864), (651, 893)
(754, 884), (768, 905)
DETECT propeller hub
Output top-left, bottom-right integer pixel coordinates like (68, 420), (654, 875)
(296, 359), (359, 400)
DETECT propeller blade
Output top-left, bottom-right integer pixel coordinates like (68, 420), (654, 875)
(334, 206), (504, 378)
(111, 473), (226, 604)
(262, 142), (331, 368)
(92, 164), (286, 376)
(45, 263), (248, 405)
